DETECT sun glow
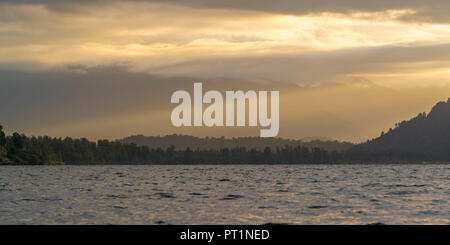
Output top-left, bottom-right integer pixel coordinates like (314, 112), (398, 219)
(1, 2), (449, 71)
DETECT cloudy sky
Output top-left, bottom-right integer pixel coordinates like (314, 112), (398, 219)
(1, 0), (450, 142)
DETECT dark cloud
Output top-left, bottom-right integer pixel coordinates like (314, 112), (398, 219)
(3, 0), (450, 23)
(0, 66), (293, 134)
(143, 0), (450, 23)
(0, 66), (184, 131)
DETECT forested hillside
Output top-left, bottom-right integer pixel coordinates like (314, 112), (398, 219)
(121, 134), (354, 152)
(350, 98), (450, 160)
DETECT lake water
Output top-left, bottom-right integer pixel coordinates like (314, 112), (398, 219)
(0, 164), (449, 224)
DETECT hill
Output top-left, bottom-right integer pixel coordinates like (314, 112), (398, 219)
(350, 98), (450, 160)
(120, 134), (354, 152)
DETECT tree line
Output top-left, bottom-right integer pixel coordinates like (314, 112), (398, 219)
(0, 124), (430, 165)
(0, 124), (346, 164)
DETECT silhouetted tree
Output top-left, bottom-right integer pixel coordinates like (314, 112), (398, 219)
(0, 125), (5, 147)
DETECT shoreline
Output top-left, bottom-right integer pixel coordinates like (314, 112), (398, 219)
(1, 161), (449, 166)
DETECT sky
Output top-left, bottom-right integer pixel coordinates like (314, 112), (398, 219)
(1, 0), (450, 142)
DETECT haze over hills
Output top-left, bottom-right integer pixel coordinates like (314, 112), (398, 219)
(121, 97), (450, 161)
(3, 98), (450, 164)
(350, 98), (450, 160)
(120, 135), (354, 152)
(299, 136), (335, 142)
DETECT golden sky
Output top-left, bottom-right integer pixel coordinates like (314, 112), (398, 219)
(1, 0), (450, 142)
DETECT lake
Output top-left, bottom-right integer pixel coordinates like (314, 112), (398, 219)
(0, 164), (448, 224)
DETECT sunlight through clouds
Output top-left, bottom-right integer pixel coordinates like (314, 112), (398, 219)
(1, 0), (450, 141)
(0, 1), (449, 72)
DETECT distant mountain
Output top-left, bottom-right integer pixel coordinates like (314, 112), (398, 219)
(300, 136), (335, 142)
(350, 98), (450, 160)
(120, 135), (354, 152)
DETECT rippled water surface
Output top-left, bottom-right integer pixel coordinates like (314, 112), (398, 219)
(0, 164), (449, 224)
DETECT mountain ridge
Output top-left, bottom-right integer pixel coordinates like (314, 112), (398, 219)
(120, 134), (354, 152)
(350, 98), (450, 160)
